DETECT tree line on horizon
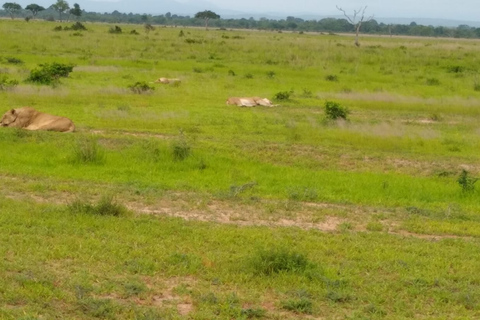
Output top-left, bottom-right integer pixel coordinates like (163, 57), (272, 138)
(2, 1), (480, 39)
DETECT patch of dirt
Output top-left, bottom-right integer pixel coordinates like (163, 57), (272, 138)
(1, 173), (476, 242)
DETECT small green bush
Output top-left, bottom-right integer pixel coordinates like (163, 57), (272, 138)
(251, 247), (309, 275)
(458, 169), (478, 193)
(273, 90), (292, 101)
(26, 62), (75, 85)
(266, 71), (275, 78)
(65, 22), (87, 31)
(172, 139), (191, 161)
(325, 74), (338, 82)
(128, 81), (154, 94)
(324, 101), (350, 120)
(5, 57), (23, 64)
(53, 25), (63, 31)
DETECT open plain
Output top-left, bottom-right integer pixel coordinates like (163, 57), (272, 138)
(1, 20), (480, 319)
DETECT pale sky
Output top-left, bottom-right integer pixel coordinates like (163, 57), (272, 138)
(11, 0), (480, 22)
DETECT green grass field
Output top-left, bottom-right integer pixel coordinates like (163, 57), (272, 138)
(1, 19), (480, 319)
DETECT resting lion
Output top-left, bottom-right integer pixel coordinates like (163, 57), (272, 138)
(153, 77), (181, 84)
(0, 107), (75, 132)
(226, 97), (276, 107)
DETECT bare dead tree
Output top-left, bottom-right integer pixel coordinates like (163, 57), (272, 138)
(336, 5), (373, 46)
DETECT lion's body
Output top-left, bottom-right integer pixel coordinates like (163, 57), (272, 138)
(154, 77), (181, 84)
(226, 97), (276, 107)
(1, 107), (75, 132)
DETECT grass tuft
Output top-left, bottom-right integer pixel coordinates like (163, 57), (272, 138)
(70, 136), (105, 165)
(68, 195), (127, 216)
(251, 247), (309, 275)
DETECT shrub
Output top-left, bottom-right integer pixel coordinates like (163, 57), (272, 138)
(228, 69), (236, 76)
(26, 62), (75, 85)
(266, 71), (275, 78)
(109, 25), (122, 34)
(172, 138), (191, 161)
(251, 247), (309, 275)
(130, 29), (139, 35)
(65, 22), (87, 31)
(458, 169), (478, 193)
(447, 65), (465, 73)
(53, 25), (63, 31)
(245, 73), (254, 79)
(68, 195), (127, 217)
(273, 90), (292, 101)
(178, 30), (184, 37)
(324, 101), (349, 120)
(128, 81), (154, 94)
(5, 57), (23, 64)
(325, 74), (338, 82)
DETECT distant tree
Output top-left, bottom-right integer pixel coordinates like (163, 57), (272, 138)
(336, 5), (373, 46)
(194, 10), (220, 30)
(2, 2), (22, 19)
(25, 3), (45, 19)
(69, 3), (81, 20)
(51, 0), (70, 21)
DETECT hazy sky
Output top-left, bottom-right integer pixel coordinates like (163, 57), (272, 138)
(11, 0), (480, 21)
(203, 0), (477, 21)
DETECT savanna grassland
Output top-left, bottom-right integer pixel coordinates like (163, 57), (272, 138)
(2, 19), (480, 319)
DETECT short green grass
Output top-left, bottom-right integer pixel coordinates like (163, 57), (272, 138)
(1, 19), (480, 319)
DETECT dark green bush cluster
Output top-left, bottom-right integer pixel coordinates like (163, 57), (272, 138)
(26, 62), (75, 85)
(109, 25), (122, 34)
(324, 101), (350, 120)
(130, 29), (139, 35)
(68, 195), (127, 216)
(273, 90), (292, 100)
(325, 74), (338, 82)
(128, 81), (154, 94)
(4, 57), (23, 64)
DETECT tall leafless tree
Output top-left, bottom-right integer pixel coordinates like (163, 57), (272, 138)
(336, 5), (373, 46)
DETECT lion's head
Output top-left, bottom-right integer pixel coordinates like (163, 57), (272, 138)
(0, 109), (17, 127)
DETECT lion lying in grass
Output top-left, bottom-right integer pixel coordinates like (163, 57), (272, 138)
(1, 107), (75, 132)
(226, 97), (277, 107)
